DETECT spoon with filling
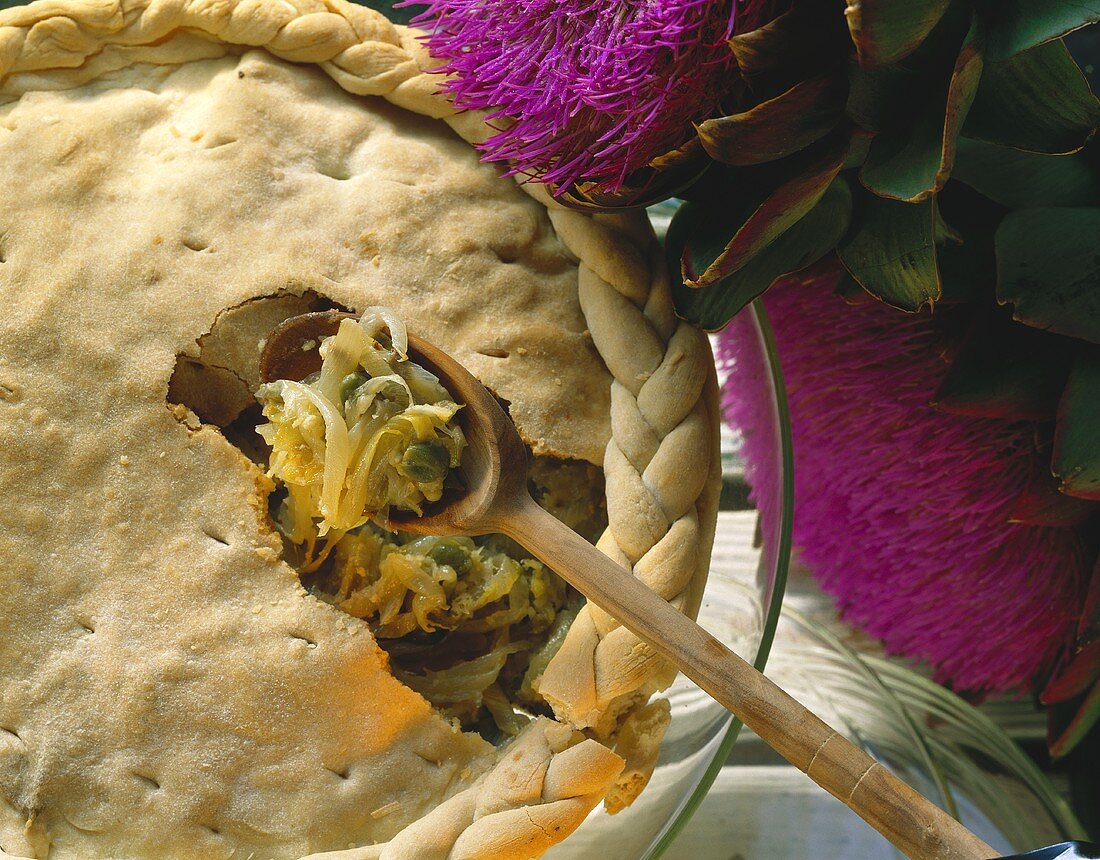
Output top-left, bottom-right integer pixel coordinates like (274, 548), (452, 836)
(260, 309), (995, 860)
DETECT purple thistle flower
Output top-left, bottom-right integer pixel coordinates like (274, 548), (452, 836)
(404, 0), (749, 193)
(719, 267), (1089, 696)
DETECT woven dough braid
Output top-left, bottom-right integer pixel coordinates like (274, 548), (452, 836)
(298, 719), (624, 860)
(535, 210), (716, 732)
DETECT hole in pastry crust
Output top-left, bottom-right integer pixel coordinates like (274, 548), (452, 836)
(205, 135), (238, 149)
(0, 726), (22, 745)
(202, 528), (230, 547)
(325, 766), (350, 780)
(182, 237), (210, 253)
(165, 296), (607, 741)
(76, 619), (95, 634)
(167, 291), (349, 427)
(222, 404), (270, 467)
(132, 771), (161, 791)
(317, 164), (352, 181)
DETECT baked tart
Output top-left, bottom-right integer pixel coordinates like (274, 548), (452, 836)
(0, 2), (721, 857)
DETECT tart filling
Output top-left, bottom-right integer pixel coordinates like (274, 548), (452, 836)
(256, 309), (465, 546)
(306, 528), (575, 736)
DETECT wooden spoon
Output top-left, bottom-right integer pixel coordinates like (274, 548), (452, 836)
(260, 311), (996, 860)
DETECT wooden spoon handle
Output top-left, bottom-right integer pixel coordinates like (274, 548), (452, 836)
(503, 502), (996, 860)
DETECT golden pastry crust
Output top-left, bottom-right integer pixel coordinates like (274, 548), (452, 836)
(0, 2), (720, 857)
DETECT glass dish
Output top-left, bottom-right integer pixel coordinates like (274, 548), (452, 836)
(730, 604), (1088, 856)
(547, 299), (794, 858)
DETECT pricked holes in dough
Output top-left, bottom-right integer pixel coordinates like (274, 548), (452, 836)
(491, 246), (518, 265)
(0, 727), (23, 748)
(202, 527), (230, 547)
(204, 134), (238, 150)
(182, 237), (211, 253)
(132, 771), (161, 791)
(0, 381), (20, 403)
(289, 632), (318, 649)
(317, 162), (352, 181)
(62, 815), (107, 835)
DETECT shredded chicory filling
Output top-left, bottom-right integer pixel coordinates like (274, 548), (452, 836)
(307, 527), (574, 736)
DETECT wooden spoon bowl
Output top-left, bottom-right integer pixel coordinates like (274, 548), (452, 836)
(259, 309), (525, 536)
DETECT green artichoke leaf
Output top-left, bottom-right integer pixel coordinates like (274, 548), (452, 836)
(1043, 641), (1100, 705)
(952, 138), (1100, 207)
(1047, 678), (1100, 759)
(671, 178), (853, 331)
(996, 207), (1100, 344)
(697, 76), (848, 167)
(729, 4), (849, 98)
(935, 181), (1005, 303)
(983, 0), (1100, 62)
(933, 201), (964, 244)
(1053, 345), (1100, 500)
(834, 271), (875, 305)
(962, 39), (1100, 154)
(1009, 470), (1097, 527)
(842, 128), (875, 170)
(1081, 552), (1100, 643)
(561, 139), (712, 210)
(837, 192), (940, 311)
(845, 0), (952, 68)
(1044, 560), (1100, 761)
(351, 0), (417, 25)
(845, 63), (919, 134)
(931, 309), (1073, 420)
(669, 125), (851, 288)
(860, 11), (984, 202)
